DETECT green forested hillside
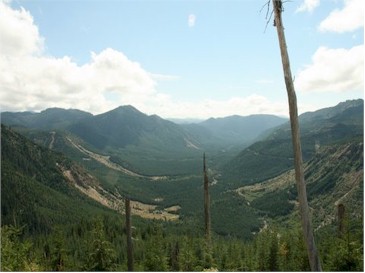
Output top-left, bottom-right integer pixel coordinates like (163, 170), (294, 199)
(1, 108), (92, 130)
(184, 114), (287, 148)
(222, 99), (364, 187)
(236, 141), (363, 221)
(1, 100), (363, 271)
(2, 124), (362, 271)
(233, 140), (364, 271)
(1, 105), (288, 175)
(1, 125), (115, 232)
(68, 106), (192, 151)
(0, 125), (312, 271)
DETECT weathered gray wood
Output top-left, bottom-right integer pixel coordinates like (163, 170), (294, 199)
(125, 198), (134, 271)
(203, 153), (211, 244)
(272, 0), (322, 271)
(338, 203), (346, 236)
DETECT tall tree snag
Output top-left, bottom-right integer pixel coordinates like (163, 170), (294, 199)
(337, 203), (346, 237)
(125, 198), (134, 271)
(203, 153), (211, 244)
(271, 0), (322, 271)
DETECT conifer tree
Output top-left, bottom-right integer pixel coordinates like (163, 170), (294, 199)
(84, 218), (116, 271)
(268, 232), (279, 271)
(0, 225), (37, 271)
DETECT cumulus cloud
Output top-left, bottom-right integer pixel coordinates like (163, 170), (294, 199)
(0, 0), (44, 56)
(295, 45), (364, 93)
(188, 14), (196, 27)
(296, 0), (320, 13)
(0, 1), (290, 119)
(0, 46), (159, 113)
(0, 1), (160, 114)
(319, 0), (364, 33)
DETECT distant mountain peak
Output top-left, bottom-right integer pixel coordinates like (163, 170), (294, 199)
(110, 105), (143, 115)
(40, 107), (91, 115)
(119, 104), (138, 110)
(41, 107), (65, 113)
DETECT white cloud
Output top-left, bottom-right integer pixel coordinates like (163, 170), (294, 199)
(143, 95), (290, 119)
(188, 14), (196, 27)
(0, 1), (292, 119)
(0, 1), (44, 56)
(295, 45), (364, 93)
(0, 46), (159, 113)
(0, 1), (160, 114)
(296, 0), (320, 13)
(319, 0), (364, 33)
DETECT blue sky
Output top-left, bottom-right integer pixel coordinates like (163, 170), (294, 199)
(0, 0), (363, 118)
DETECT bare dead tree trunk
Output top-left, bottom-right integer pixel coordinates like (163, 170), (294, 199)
(203, 153), (211, 244)
(337, 203), (346, 237)
(272, 0), (322, 271)
(125, 198), (134, 271)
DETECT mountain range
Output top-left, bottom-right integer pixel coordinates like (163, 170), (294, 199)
(1, 99), (363, 240)
(2, 104), (288, 175)
(222, 99), (364, 187)
(2, 105), (288, 151)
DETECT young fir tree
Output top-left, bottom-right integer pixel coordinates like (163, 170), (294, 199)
(0, 225), (39, 271)
(83, 217), (117, 271)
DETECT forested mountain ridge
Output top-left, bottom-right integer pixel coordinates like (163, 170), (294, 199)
(1, 99), (363, 271)
(1, 125), (180, 226)
(235, 141), (363, 223)
(233, 139), (363, 270)
(183, 114), (287, 148)
(1, 105), (288, 176)
(307, 142), (363, 228)
(1, 106), (287, 150)
(299, 99), (363, 123)
(1, 100), (363, 216)
(1, 107), (92, 130)
(1, 126), (363, 271)
(67, 105), (199, 151)
(222, 99), (364, 187)
(2, 128), (363, 271)
(1, 124), (118, 232)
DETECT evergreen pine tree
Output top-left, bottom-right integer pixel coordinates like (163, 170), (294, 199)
(83, 218), (117, 271)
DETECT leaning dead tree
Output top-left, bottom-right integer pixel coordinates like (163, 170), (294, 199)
(203, 153), (211, 244)
(271, 0), (322, 271)
(125, 198), (134, 271)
